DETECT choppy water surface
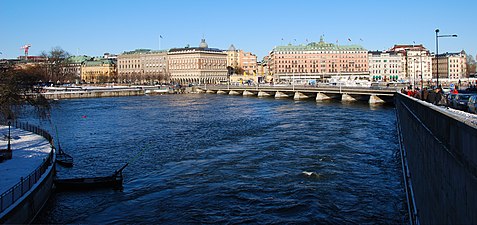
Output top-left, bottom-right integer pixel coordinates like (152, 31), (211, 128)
(31, 94), (406, 224)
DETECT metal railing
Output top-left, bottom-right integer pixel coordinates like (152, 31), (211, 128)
(0, 121), (55, 213)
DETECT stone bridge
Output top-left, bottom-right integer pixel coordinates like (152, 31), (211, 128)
(198, 85), (397, 104)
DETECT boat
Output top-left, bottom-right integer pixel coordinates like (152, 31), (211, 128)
(56, 146), (73, 167)
(54, 126), (74, 167)
(54, 163), (128, 191)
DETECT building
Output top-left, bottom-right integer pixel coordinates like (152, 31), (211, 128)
(432, 51), (467, 80)
(81, 58), (117, 83)
(227, 44), (240, 69)
(368, 51), (404, 81)
(268, 36), (369, 83)
(117, 49), (168, 84)
(226, 45), (258, 75)
(389, 45), (432, 84)
(168, 39), (227, 84)
(63, 55), (93, 82)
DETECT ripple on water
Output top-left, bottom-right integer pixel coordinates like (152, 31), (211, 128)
(28, 95), (406, 224)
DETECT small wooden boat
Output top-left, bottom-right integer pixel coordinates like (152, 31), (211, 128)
(54, 163), (128, 191)
(56, 146), (73, 167)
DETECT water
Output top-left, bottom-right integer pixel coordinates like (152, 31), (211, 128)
(29, 94), (406, 224)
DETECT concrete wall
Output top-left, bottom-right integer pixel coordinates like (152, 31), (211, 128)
(42, 90), (145, 100)
(396, 93), (477, 224)
(0, 163), (55, 224)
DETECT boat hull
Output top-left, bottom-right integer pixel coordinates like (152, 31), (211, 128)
(54, 176), (123, 191)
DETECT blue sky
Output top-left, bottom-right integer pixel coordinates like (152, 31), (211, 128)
(1, 0), (475, 60)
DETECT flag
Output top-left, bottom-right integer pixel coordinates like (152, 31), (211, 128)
(160, 35), (163, 39)
(306, 38), (308, 42)
(360, 38), (363, 41)
(348, 38), (352, 42)
(336, 40), (339, 44)
(281, 38), (284, 41)
(294, 39), (296, 42)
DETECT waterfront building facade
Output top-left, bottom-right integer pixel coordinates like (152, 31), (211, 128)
(168, 39), (227, 84)
(368, 51), (404, 81)
(63, 55), (93, 82)
(81, 58), (117, 83)
(117, 49), (168, 84)
(226, 45), (258, 75)
(268, 36), (369, 83)
(432, 51), (467, 80)
(389, 45), (432, 83)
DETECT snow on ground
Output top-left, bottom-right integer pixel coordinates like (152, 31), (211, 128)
(445, 107), (477, 126)
(414, 97), (477, 127)
(0, 126), (52, 194)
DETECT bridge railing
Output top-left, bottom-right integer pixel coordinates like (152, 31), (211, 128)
(198, 84), (399, 92)
(0, 121), (55, 214)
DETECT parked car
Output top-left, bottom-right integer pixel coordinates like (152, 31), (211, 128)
(468, 95), (477, 113)
(453, 94), (473, 111)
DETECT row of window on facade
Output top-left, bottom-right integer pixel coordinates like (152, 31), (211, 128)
(275, 51), (367, 55)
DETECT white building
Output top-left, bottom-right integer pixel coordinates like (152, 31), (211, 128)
(432, 51), (467, 80)
(389, 45), (433, 86)
(368, 51), (404, 81)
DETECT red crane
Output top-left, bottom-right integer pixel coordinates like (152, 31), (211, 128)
(21, 44), (32, 57)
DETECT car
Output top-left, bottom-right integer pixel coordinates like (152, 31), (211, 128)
(452, 94), (473, 111)
(468, 95), (477, 113)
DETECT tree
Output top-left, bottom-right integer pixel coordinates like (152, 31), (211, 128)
(41, 47), (72, 83)
(234, 66), (245, 75)
(466, 54), (476, 76)
(0, 64), (50, 120)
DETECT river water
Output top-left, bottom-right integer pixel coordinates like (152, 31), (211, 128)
(29, 94), (406, 224)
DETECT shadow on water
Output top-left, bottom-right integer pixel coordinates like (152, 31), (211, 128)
(25, 94), (406, 224)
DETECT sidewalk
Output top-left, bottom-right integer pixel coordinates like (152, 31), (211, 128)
(0, 126), (52, 194)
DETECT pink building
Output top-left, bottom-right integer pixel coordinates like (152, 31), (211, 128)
(269, 36), (369, 83)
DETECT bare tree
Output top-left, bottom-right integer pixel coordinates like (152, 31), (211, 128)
(41, 47), (72, 83)
(0, 64), (50, 120)
(466, 54), (476, 76)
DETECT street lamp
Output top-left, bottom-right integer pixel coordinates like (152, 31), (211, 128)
(435, 29), (457, 88)
(292, 61), (297, 91)
(7, 115), (12, 152)
(412, 59), (417, 90)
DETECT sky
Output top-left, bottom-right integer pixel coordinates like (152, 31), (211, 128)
(1, 0), (476, 60)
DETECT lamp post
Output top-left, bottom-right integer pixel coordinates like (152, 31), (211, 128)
(420, 50), (423, 90)
(412, 59), (417, 90)
(435, 29), (457, 88)
(7, 115), (12, 152)
(292, 61), (296, 91)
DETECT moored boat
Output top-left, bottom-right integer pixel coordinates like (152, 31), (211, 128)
(54, 163), (128, 191)
(56, 147), (73, 167)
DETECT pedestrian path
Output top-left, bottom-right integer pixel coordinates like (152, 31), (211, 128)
(0, 126), (52, 194)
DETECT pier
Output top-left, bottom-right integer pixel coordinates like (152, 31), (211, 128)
(198, 85), (397, 104)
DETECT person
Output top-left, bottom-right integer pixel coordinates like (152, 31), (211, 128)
(451, 88), (458, 94)
(422, 88), (429, 101)
(428, 89), (435, 103)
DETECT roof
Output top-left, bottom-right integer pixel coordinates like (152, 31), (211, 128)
(272, 38), (367, 52)
(368, 51), (402, 56)
(168, 47), (225, 54)
(83, 59), (116, 67)
(67, 55), (93, 64)
(121, 49), (168, 55)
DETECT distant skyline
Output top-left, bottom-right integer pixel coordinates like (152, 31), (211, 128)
(1, 0), (476, 60)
